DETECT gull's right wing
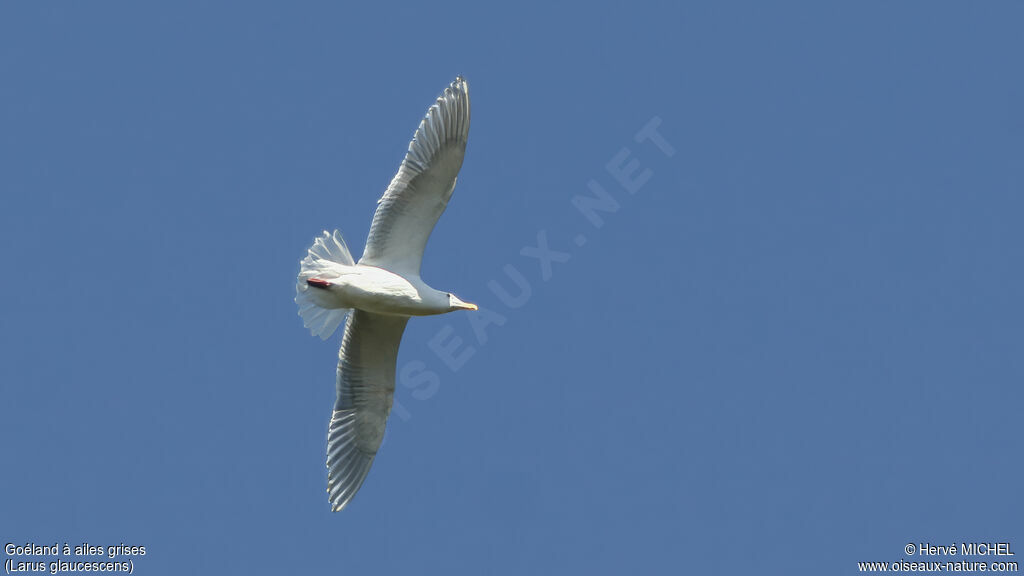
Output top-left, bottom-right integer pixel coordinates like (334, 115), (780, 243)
(358, 77), (470, 277)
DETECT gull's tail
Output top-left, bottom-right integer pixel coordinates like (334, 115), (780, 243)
(295, 230), (354, 339)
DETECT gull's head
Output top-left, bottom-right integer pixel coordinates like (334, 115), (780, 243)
(448, 293), (478, 312)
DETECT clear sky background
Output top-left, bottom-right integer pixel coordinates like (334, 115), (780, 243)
(2, 2), (1021, 574)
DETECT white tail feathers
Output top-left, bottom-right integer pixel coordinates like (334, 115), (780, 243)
(299, 229), (355, 275)
(295, 230), (355, 340)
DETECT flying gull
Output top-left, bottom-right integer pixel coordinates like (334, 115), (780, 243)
(295, 77), (475, 511)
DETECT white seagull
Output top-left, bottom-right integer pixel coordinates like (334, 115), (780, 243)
(295, 77), (476, 512)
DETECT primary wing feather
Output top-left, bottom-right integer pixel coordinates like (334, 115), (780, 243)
(326, 310), (408, 511)
(358, 77), (470, 276)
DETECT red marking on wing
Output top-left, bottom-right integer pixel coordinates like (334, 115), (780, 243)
(307, 278), (332, 289)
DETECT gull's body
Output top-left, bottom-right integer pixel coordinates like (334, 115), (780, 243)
(305, 262), (462, 317)
(295, 77), (475, 511)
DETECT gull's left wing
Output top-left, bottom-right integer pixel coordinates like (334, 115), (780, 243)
(326, 310), (409, 511)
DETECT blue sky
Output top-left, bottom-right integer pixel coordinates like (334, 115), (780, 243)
(2, 2), (1022, 574)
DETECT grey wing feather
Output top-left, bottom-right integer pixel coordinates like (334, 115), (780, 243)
(358, 77), (470, 276)
(326, 310), (408, 512)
